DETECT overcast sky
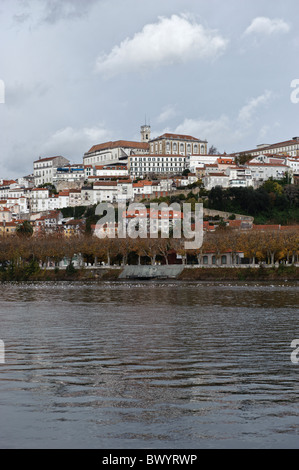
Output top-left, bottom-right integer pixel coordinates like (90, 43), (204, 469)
(1, 0), (299, 178)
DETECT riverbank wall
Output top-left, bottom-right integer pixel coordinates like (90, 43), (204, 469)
(1, 264), (299, 282)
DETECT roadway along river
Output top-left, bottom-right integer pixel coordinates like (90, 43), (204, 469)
(0, 281), (298, 449)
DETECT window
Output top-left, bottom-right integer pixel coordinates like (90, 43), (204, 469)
(203, 256), (208, 265)
(221, 255), (227, 265)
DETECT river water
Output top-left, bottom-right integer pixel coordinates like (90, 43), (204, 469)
(0, 281), (298, 449)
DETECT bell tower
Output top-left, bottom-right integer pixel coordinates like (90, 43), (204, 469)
(140, 124), (151, 143)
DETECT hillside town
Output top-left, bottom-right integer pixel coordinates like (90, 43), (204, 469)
(0, 125), (299, 270)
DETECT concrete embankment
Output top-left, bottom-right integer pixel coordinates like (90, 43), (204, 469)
(1, 265), (299, 282)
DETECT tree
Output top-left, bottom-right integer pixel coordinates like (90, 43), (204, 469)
(235, 154), (253, 165)
(208, 145), (219, 155)
(38, 183), (58, 195)
(16, 221), (33, 238)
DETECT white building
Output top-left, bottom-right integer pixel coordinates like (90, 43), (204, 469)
(81, 181), (134, 205)
(231, 136), (299, 159)
(83, 140), (149, 167)
(226, 166), (253, 187)
(203, 173), (230, 190)
(30, 188), (72, 213)
(285, 157), (299, 175)
(69, 189), (82, 207)
(33, 156), (70, 186)
(0, 180), (18, 199)
(95, 163), (128, 178)
(246, 162), (292, 184)
(52, 164), (85, 184)
(31, 188), (51, 212)
(128, 154), (188, 178)
(189, 155), (219, 172)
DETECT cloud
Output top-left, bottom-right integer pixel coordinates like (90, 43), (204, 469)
(173, 115), (231, 142)
(160, 90), (276, 152)
(156, 105), (178, 124)
(244, 17), (290, 36)
(42, 0), (98, 23)
(41, 124), (111, 158)
(12, 0), (99, 25)
(163, 115), (245, 153)
(238, 90), (273, 123)
(96, 14), (229, 77)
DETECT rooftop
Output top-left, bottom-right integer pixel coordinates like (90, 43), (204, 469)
(85, 140), (149, 155)
(150, 133), (206, 143)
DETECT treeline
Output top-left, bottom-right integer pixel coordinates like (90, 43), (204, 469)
(0, 228), (298, 277)
(206, 180), (299, 224)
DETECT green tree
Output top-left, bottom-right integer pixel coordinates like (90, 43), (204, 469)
(16, 221), (33, 238)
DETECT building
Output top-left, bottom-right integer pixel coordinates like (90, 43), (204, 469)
(231, 136), (299, 159)
(128, 154), (188, 179)
(149, 133), (208, 156)
(189, 155), (222, 172)
(33, 156), (70, 186)
(203, 173), (230, 190)
(246, 162), (292, 185)
(0, 221), (18, 235)
(95, 163), (129, 178)
(83, 140), (149, 167)
(69, 189), (82, 207)
(52, 164), (85, 185)
(140, 124), (151, 143)
(81, 180), (134, 205)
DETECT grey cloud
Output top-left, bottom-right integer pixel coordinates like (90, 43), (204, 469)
(42, 0), (99, 24)
(11, 0), (100, 25)
(5, 82), (50, 108)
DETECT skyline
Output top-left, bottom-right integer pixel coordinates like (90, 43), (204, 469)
(1, 0), (299, 179)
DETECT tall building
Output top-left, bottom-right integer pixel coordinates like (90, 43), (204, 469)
(33, 156), (70, 187)
(140, 124), (151, 143)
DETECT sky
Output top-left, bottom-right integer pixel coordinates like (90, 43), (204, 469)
(0, 0), (299, 178)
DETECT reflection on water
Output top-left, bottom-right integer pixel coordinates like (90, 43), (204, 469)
(0, 281), (299, 449)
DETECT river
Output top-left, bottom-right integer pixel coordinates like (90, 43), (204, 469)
(0, 281), (298, 449)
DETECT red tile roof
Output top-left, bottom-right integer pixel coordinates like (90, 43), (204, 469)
(33, 156), (64, 163)
(151, 133), (204, 142)
(86, 141), (149, 154)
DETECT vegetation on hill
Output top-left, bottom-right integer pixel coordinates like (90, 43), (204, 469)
(206, 178), (299, 225)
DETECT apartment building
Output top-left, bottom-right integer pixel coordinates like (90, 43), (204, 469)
(128, 154), (188, 178)
(33, 156), (70, 186)
(246, 162), (292, 184)
(203, 173), (230, 190)
(81, 181), (134, 205)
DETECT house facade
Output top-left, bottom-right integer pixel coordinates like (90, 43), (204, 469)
(149, 133), (208, 156)
(33, 156), (70, 186)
